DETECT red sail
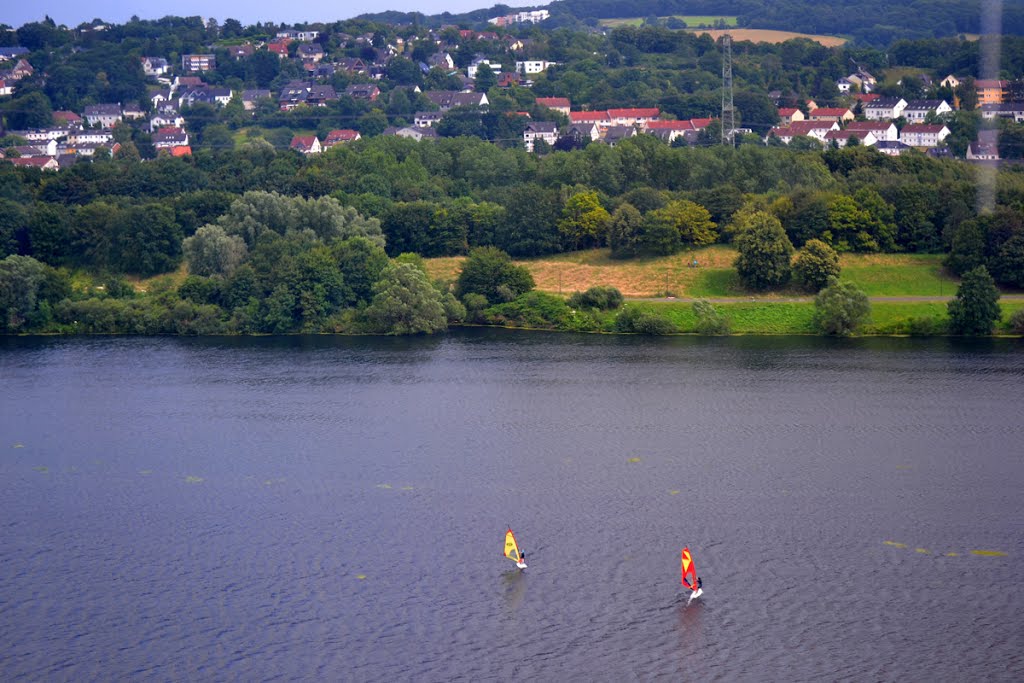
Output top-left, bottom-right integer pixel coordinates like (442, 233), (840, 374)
(681, 547), (698, 590)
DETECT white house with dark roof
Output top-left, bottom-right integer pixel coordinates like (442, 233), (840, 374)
(83, 103), (123, 128)
(414, 111), (445, 127)
(902, 99), (952, 122)
(523, 121), (558, 151)
(900, 124), (950, 148)
(863, 97), (907, 121)
(980, 102), (1024, 122)
(423, 91), (488, 111)
(824, 130), (877, 148)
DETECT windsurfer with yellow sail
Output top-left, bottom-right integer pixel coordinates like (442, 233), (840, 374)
(504, 528), (528, 569)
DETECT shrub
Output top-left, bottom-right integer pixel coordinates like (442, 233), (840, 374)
(614, 306), (676, 335)
(792, 239), (840, 293)
(485, 291), (573, 328)
(907, 316), (948, 337)
(813, 278), (870, 336)
(1009, 308), (1024, 335)
(567, 285), (624, 310)
(692, 299), (731, 335)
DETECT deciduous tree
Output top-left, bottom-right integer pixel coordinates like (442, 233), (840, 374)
(947, 265), (1001, 335)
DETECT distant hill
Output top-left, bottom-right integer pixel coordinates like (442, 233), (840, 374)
(360, 1), (1024, 46)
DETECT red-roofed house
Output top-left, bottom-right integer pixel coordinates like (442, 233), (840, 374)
(536, 97), (571, 116)
(777, 107), (804, 125)
(688, 118), (713, 131)
(290, 135), (322, 154)
(899, 124), (950, 148)
(268, 40), (291, 58)
(854, 93), (881, 105)
(6, 157), (60, 170)
(766, 120), (839, 144)
(170, 146), (192, 157)
(570, 111), (611, 126)
(52, 111), (83, 127)
(607, 108), (660, 127)
(845, 121), (898, 142)
(808, 107), (853, 123)
(323, 129), (361, 148)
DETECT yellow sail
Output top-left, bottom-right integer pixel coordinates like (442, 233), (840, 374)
(504, 528), (521, 562)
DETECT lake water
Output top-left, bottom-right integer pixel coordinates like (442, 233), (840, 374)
(1, 332), (1022, 681)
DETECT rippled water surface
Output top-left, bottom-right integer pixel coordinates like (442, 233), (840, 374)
(1, 332), (1022, 681)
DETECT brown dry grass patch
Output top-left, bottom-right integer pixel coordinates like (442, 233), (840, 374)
(687, 28), (847, 47)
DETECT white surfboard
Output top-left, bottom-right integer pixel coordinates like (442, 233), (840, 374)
(516, 561), (527, 569)
(687, 588), (703, 604)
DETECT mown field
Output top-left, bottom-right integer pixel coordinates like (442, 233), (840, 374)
(426, 248), (961, 299)
(599, 16), (738, 28)
(685, 28), (847, 47)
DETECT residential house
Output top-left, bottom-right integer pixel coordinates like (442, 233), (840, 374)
(603, 125), (637, 146)
(279, 83), (310, 109)
(150, 89), (173, 107)
(414, 111), (445, 127)
(863, 97), (907, 120)
(940, 75), (961, 89)
(0, 47), (30, 61)
(900, 123), (950, 148)
(52, 111), (83, 128)
(428, 53), (455, 71)
(497, 72), (523, 88)
(981, 102), (1024, 122)
(337, 58), (368, 74)
(226, 44), (255, 60)
(845, 121), (899, 142)
(976, 79), (1007, 105)
(9, 59), (33, 80)
(777, 107), (804, 125)
(766, 120), (839, 144)
(644, 120), (697, 144)
(967, 130), (999, 160)
(152, 127), (190, 149)
(345, 84), (380, 102)
(306, 85), (337, 106)
(563, 122), (600, 145)
(607, 108), (660, 127)
(874, 140), (913, 156)
(6, 157), (59, 170)
(0, 79), (11, 96)
(536, 97), (571, 116)
(290, 135), (322, 154)
(241, 89), (272, 110)
(182, 54), (216, 72)
(10, 141), (58, 156)
(569, 111), (611, 130)
(523, 121), (558, 151)
(824, 130), (877, 148)
(902, 99), (952, 122)
(122, 102), (146, 120)
(516, 60), (557, 75)
(150, 103), (184, 131)
(83, 103), (123, 128)
(67, 130), (114, 145)
(172, 76), (205, 91)
(179, 87), (233, 107)
(277, 29), (319, 42)
(423, 91), (489, 111)
(836, 77), (853, 93)
(141, 57), (169, 77)
(382, 126), (439, 141)
(268, 41), (291, 58)
(296, 43), (324, 63)
(323, 129), (361, 148)
(808, 107), (853, 123)
(18, 128), (70, 143)
(845, 70), (876, 94)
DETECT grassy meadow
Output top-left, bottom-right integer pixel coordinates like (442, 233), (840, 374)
(685, 28), (847, 47)
(426, 247), (1024, 335)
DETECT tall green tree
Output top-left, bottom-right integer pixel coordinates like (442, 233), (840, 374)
(557, 190), (610, 250)
(365, 262), (448, 335)
(947, 265), (1001, 335)
(455, 246), (534, 304)
(608, 202), (644, 258)
(734, 211), (795, 291)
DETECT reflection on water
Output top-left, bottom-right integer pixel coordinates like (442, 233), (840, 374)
(1, 331), (1022, 681)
